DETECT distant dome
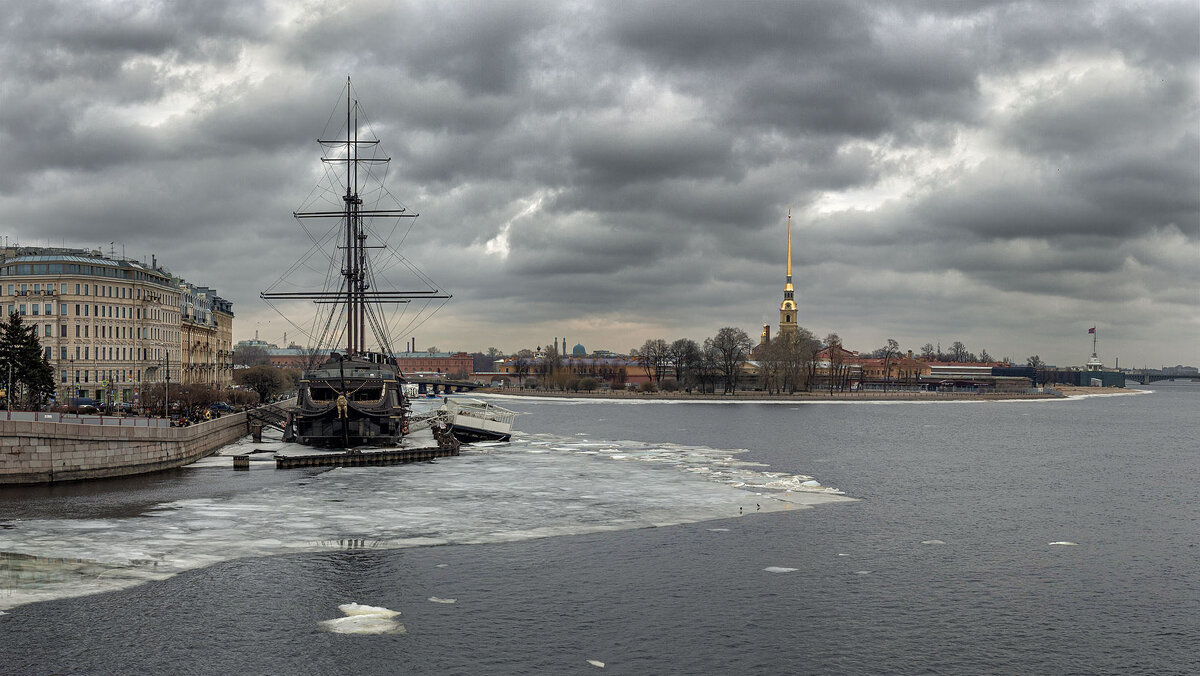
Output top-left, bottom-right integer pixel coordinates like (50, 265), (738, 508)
(572, 343), (586, 356)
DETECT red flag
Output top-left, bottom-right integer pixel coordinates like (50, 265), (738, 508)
(1088, 327), (1096, 334)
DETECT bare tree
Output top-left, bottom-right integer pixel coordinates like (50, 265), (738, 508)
(697, 341), (720, 394)
(919, 343), (936, 360)
(512, 355), (531, 386)
(233, 344), (270, 367)
(780, 328), (821, 392)
(539, 345), (562, 385)
(706, 327), (752, 394)
(668, 338), (702, 390)
(824, 333), (850, 393)
(949, 341), (970, 362)
(638, 338), (670, 385)
(879, 338), (900, 391)
(756, 338), (786, 394)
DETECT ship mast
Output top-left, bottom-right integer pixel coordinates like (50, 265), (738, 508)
(262, 77), (450, 358)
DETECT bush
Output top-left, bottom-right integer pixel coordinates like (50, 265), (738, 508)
(638, 381), (657, 393)
(579, 377), (598, 392)
(661, 379), (680, 392)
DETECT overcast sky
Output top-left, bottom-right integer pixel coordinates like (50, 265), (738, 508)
(1, 0), (1196, 367)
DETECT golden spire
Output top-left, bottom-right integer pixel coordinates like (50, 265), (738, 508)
(785, 208), (793, 291)
(780, 209), (796, 326)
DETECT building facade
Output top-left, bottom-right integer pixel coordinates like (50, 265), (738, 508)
(0, 247), (232, 405)
(180, 282), (233, 387)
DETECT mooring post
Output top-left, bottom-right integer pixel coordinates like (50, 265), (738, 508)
(251, 422), (263, 442)
(233, 455), (250, 470)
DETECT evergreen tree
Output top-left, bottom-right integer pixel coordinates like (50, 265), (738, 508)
(0, 312), (55, 409)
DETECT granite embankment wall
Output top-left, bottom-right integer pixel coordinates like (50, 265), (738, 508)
(0, 412), (248, 485)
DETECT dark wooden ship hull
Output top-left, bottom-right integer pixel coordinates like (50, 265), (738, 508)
(293, 405), (404, 448)
(292, 355), (409, 448)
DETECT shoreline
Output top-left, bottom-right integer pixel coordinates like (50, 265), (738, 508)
(477, 385), (1144, 404)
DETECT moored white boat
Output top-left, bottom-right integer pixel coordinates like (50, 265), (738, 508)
(441, 398), (518, 442)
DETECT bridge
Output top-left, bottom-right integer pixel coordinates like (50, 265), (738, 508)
(1122, 371), (1199, 385)
(404, 377), (486, 395)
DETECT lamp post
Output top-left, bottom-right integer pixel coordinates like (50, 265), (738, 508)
(164, 351), (170, 419)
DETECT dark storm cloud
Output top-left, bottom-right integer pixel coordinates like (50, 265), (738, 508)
(0, 0), (1194, 365)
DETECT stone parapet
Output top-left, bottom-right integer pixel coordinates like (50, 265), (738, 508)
(0, 412), (248, 485)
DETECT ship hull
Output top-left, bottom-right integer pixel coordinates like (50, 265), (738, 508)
(293, 407), (404, 448)
(291, 355), (409, 449)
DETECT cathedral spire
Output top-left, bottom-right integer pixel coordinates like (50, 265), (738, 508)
(786, 208), (793, 289)
(779, 209), (797, 337)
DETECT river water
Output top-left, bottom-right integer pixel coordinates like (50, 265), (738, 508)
(1, 383), (1196, 674)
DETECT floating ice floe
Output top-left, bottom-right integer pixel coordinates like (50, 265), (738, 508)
(320, 602), (405, 634)
(428, 597), (456, 604)
(763, 566), (797, 573)
(921, 540), (946, 545)
(339, 602), (400, 617)
(854, 570), (872, 575)
(1049, 541), (1079, 546)
(1, 429), (855, 612)
(706, 528), (730, 532)
(587, 659), (605, 668)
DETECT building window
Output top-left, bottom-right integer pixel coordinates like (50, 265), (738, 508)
(76, 284), (80, 294)
(31, 304), (38, 316)
(60, 283), (67, 294)
(61, 304), (67, 315)
(60, 346), (67, 359)
(45, 324), (51, 337)
(18, 304), (25, 315)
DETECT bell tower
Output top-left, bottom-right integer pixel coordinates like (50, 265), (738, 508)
(779, 210), (798, 337)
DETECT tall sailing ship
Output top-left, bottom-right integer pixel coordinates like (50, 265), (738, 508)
(262, 79), (450, 448)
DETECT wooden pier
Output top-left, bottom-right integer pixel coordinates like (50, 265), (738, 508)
(274, 445), (459, 469)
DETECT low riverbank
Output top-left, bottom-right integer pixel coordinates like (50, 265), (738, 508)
(480, 385), (1135, 403)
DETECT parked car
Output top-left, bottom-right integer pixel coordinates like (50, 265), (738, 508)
(66, 397), (100, 414)
(209, 402), (233, 412)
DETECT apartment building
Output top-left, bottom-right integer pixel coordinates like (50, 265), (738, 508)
(0, 248), (232, 404)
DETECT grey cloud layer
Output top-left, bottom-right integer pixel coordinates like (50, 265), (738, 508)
(0, 0), (1195, 365)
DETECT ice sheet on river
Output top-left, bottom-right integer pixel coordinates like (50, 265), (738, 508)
(0, 432), (851, 610)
